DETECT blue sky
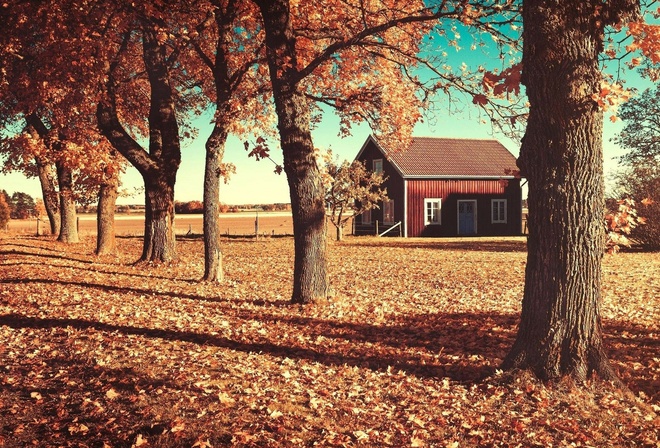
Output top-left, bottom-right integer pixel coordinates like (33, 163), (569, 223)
(0, 109), (635, 205)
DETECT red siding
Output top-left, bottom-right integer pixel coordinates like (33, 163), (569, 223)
(407, 179), (521, 237)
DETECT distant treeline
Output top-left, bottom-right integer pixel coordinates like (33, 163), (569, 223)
(111, 201), (291, 214)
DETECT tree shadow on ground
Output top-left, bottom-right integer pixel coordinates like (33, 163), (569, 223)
(0, 345), (225, 447)
(0, 244), (204, 282)
(604, 320), (660, 403)
(0, 277), (279, 308)
(0, 311), (514, 384)
(0, 310), (656, 401)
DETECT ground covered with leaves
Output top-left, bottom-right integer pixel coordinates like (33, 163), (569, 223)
(0, 234), (658, 447)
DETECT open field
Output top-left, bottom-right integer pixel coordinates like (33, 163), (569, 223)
(0, 234), (658, 447)
(6, 212), (298, 238)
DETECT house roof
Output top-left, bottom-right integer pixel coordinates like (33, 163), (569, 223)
(357, 135), (519, 178)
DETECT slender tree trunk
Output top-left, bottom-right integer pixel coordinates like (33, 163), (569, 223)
(502, 0), (638, 383)
(24, 114), (60, 235)
(336, 224), (343, 242)
(35, 157), (61, 235)
(55, 160), (79, 243)
(203, 124), (227, 282)
(199, 4), (238, 283)
(257, 0), (329, 304)
(96, 181), (118, 255)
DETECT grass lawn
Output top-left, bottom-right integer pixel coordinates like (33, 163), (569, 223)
(0, 234), (657, 447)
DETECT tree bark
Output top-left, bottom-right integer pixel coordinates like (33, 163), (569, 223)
(24, 114), (61, 235)
(256, 0), (329, 304)
(199, 4), (240, 283)
(96, 25), (180, 263)
(55, 160), (79, 243)
(96, 180), (118, 256)
(502, 0), (639, 383)
(35, 157), (61, 235)
(142, 175), (176, 262)
(203, 124), (227, 282)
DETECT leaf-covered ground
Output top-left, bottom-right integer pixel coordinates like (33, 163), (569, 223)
(0, 234), (658, 447)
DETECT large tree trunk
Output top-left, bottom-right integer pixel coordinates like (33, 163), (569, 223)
(502, 0), (639, 383)
(96, 181), (118, 256)
(141, 27), (180, 263)
(256, 0), (329, 304)
(55, 160), (79, 243)
(96, 25), (180, 263)
(202, 124), (227, 282)
(142, 177), (176, 262)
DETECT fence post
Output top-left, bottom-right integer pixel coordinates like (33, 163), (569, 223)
(255, 211), (259, 241)
(36, 217), (41, 236)
(375, 220), (378, 235)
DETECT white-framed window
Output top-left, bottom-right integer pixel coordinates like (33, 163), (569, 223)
(492, 199), (507, 223)
(424, 198), (441, 225)
(373, 159), (383, 174)
(383, 199), (394, 224)
(362, 208), (372, 224)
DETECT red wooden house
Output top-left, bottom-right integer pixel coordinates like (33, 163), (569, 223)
(354, 135), (523, 237)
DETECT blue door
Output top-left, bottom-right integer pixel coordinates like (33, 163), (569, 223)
(458, 201), (477, 235)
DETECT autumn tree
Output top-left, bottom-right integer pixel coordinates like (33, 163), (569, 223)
(10, 192), (36, 220)
(608, 85), (659, 248)
(501, 0), (641, 383)
(96, 3), (201, 263)
(0, 1), (124, 244)
(612, 161), (660, 249)
(184, 0), (271, 282)
(254, 0), (520, 304)
(322, 154), (388, 241)
(0, 193), (10, 229)
(614, 86), (660, 165)
(175, 201), (204, 214)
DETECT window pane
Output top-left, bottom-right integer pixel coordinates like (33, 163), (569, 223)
(425, 199), (441, 225)
(492, 200), (506, 223)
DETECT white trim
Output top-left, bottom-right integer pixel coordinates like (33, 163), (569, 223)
(491, 199), (507, 223)
(424, 198), (442, 225)
(403, 180), (408, 237)
(457, 200), (478, 235)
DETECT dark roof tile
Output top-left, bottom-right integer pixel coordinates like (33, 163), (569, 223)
(379, 136), (518, 177)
